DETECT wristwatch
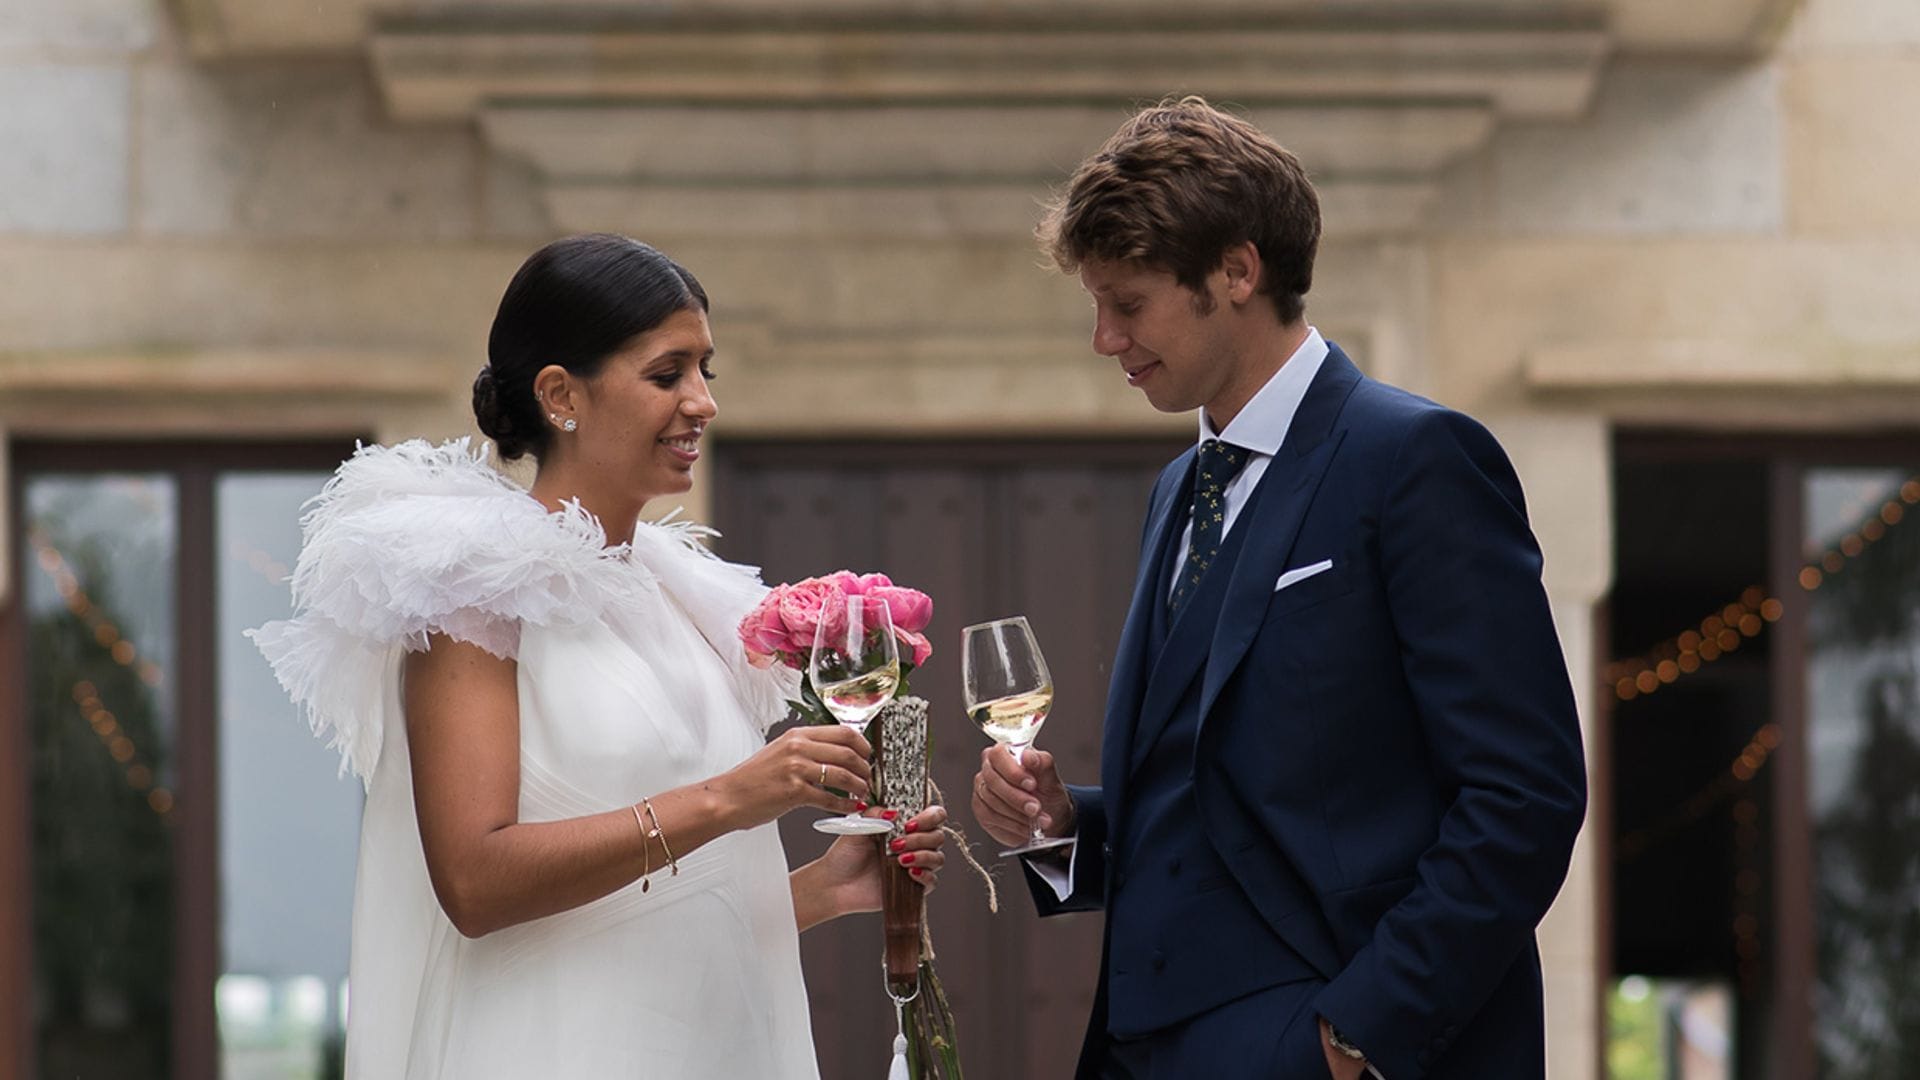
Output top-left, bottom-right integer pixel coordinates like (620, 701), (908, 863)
(1326, 1022), (1367, 1062)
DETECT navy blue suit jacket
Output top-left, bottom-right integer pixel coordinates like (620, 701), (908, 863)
(1034, 345), (1588, 1078)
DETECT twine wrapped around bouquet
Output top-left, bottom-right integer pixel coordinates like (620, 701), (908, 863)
(871, 696), (996, 1080)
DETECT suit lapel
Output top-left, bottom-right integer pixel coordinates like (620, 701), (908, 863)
(1101, 452), (1195, 806)
(1120, 347), (1365, 779)
(1196, 347), (1364, 730)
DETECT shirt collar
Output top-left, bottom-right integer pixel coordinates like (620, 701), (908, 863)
(1198, 327), (1328, 457)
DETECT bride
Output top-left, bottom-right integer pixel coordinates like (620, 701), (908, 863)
(251, 234), (948, 1078)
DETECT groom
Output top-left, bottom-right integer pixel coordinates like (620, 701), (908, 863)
(970, 98), (1587, 1079)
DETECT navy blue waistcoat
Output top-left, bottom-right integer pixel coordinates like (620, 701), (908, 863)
(1104, 472), (1316, 1038)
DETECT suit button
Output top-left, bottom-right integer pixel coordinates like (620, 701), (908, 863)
(1102, 842), (1113, 857)
(1115, 871), (1128, 889)
(1168, 858), (1182, 876)
(1151, 952), (1166, 973)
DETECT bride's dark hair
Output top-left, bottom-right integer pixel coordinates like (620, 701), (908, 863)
(473, 234), (710, 461)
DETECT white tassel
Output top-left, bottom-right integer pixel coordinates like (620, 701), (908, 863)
(887, 1032), (910, 1080)
(887, 998), (911, 1080)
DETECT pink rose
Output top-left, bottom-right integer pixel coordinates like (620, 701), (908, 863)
(896, 628), (934, 667)
(867, 585), (933, 634)
(739, 590), (796, 668)
(822, 570), (864, 595)
(853, 572), (893, 593)
(778, 578), (849, 653)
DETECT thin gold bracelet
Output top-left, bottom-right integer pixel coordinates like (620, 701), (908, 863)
(640, 796), (680, 879)
(631, 803), (653, 893)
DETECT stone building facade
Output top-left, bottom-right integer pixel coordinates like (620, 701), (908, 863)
(4, 1), (1917, 1077)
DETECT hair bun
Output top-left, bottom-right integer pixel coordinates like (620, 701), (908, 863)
(471, 365), (532, 460)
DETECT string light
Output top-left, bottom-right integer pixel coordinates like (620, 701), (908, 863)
(28, 528), (166, 688)
(1615, 722), (1782, 862)
(1732, 797), (1763, 989)
(1610, 473), (1920, 702)
(229, 538), (291, 586)
(29, 531), (174, 821)
(68, 680), (173, 821)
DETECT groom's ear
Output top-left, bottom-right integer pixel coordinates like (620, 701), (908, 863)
(1218, 241), (1262, 307)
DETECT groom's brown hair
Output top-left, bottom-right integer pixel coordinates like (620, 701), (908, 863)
(1038, 96), (1320, 323)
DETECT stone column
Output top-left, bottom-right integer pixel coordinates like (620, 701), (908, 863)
(1487, 410), (1613, 1080)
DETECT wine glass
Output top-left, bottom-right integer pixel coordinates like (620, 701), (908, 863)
(809, 593), (900, 837)
(961, 616), (1075, 856)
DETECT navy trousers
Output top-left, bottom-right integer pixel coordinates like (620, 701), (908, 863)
(1092, 979), (1333, 1079)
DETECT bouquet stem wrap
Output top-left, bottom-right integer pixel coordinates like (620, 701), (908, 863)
(872, 696), (964, 1079)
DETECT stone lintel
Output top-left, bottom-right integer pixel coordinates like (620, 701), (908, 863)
(0, 348), (462, 402)
(1526, 340), (1920, 427)
(372, 22), (1609, 123)
(480, 101), (1498, 181)
(546, 176), (1437, 239)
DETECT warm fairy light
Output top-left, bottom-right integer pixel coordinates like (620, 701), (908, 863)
(71, 681), (97, 703)
(110, 641), (136, 665)
(1614, 474), (1919, 701)
(126, 765), (153, 790)
(1617, 722), (1782, 862)
(148, 790), (174, 815)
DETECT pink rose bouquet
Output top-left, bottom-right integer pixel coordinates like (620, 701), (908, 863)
(739, 570), (934, 723)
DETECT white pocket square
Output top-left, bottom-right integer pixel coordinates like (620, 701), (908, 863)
(1273, 559), (1334, 592)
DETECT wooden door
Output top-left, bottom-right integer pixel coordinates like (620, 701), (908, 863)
(713, 439), (1184, 1079)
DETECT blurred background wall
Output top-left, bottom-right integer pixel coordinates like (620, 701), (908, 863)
(3, 1), (1918, 1077)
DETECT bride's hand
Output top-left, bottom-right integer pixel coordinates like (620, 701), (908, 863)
(820, 806), (950, 914)
(714, 725), (874, 829)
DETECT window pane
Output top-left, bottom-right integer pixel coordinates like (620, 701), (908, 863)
(24, 474), (178, 1078)
(1803, 467), (1920, 1078)
(216, 474), (360, 1080)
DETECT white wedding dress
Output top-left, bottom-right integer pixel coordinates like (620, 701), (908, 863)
(249, 439), (819, 1080)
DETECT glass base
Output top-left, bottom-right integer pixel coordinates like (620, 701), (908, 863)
(813, 814), (895, 836)
(1000, 834), (1077, 858)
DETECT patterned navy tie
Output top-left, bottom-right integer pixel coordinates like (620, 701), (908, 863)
(1169, 439), (1251, 621)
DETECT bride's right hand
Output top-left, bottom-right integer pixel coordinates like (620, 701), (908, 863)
(716, 725), (874, 829)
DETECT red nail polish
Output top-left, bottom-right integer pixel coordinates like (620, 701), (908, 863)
(899, 853), (916, 866)
(854, 800), (868, 812)
(882, 809), (899, 821)
(904, 820), (919, 834)
(910, 868), (924, 878)
(889, 838), (906, 852)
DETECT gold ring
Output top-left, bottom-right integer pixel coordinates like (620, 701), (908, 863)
(819, 763), (829, 787)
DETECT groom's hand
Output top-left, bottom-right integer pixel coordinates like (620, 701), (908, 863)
(971, 745), (1075, 850)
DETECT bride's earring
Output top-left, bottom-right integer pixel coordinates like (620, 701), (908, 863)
(549, 413), (577, 432)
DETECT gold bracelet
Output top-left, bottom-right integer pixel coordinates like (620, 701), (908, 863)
(631, 803), (653, 893)
(640, 796), (680, 880)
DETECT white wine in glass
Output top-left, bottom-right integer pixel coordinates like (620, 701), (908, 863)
(809, 594), (898, 837)
(961, 616), (1076, 856)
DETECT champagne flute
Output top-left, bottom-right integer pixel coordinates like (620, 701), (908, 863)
(961, 616), (1075, 856)
(809, 593), (900, 836)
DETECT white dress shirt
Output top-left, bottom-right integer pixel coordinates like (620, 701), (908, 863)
(1171, 327), (1330, 596)
(1027, 327), (1330, 900)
